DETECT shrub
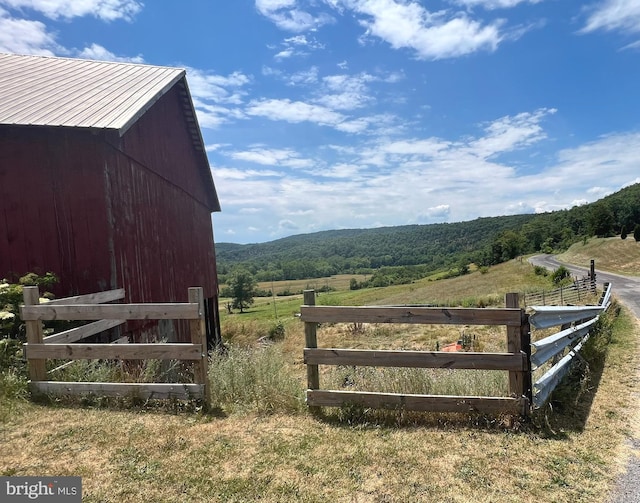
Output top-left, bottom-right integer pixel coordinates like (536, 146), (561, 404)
(1, 273), (58, 340)
(268, 321), (286, 341)
(551, 265), (571, 285)
(533, 265), (548, 277)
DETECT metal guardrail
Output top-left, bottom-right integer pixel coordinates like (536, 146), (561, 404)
(530, 318), (597, 369)
(529, 282), (612, 408)
(532, 334), (591, 408)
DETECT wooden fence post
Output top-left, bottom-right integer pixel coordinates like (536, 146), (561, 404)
(22, 286), (46, 382)
(189, 287), (210, 409)
(506, 293), (531, 414)
(303, 290), (320, 413)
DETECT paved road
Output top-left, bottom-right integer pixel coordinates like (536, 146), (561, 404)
(529, 254), (640, 318)
(529, 255), (640, 502)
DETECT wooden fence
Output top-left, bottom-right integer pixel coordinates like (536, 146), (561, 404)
(20, 286), (209, 407)
(301, 290), (531, 415)
(522, 277), (597, 307)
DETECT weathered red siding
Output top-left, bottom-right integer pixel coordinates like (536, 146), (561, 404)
(119, 84), (215, 209)
(0, 84), (218, 341)
(0, 126), (112, 295)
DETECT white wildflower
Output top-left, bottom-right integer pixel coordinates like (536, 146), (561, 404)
(0, 310), (15, 320)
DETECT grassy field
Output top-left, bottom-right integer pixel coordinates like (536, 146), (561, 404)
(557, 236), (640, 276)
(1, 254), (639, 502)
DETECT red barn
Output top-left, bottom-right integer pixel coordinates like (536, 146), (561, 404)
(0, 53), (221, 344)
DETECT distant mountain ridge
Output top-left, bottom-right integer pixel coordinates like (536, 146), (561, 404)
(216, 183), (640, 283)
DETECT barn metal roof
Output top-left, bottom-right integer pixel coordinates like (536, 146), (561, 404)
(0, 52), (185, 133)
(0, 53), (220, 212)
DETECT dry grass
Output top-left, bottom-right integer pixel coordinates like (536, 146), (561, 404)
(1, 258), (639, 502)
(557, 236), (640, 276)
(0, 306), (637, 502)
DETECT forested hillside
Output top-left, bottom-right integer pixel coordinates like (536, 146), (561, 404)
(217, 183), (640, 284)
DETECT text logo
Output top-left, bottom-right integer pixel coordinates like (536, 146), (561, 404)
(1, 477), (81, 502)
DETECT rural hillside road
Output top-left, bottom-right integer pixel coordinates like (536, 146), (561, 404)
(529, 254), (640, 502)
(528, 254), (640, 318)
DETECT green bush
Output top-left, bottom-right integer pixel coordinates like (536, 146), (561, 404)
(533, 265), (548, 277)
(551, 265), (571, 285)
(1, 273), (58, 340)
(268, 321), (286, 341)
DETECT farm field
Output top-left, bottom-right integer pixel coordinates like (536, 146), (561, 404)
(1, 252), (639, 502)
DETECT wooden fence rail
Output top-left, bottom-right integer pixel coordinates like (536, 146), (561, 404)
(301, 290), (531, 416)
(21, 286), (209, 407)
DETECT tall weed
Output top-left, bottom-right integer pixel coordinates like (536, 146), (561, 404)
(327, 366), (508, 397)
(208, 344), (305, 414)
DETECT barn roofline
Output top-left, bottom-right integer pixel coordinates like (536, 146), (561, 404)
(0, 53), (220, 212)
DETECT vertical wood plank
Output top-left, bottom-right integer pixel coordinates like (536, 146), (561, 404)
(521, 313), (532, 409)
(304, 290), (320, 413)
(189, 287), (210, 409)
(23, 286), (46, 381)
(506, 293), (525, 403)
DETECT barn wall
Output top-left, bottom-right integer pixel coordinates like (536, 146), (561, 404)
(1, 88), (218, 342)
(0, 126), (112, 296)
(104, 142), (217, 304)
(119, 83), (215, 210)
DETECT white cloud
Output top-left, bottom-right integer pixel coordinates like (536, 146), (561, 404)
(275, 49), (295, 59)
(78, 43), (143, 63)
(0, 0), (142, 21)
(455, 0), (542, 9)
(470, 108), (556, 158)
(581, 0), (640, 35)
(219, 113), (640, 242)
(320, 163), (364, 178)
(185, 68), (251, 129)
(315, 73), (375, 110)
(380, 138), (450, 157)
(187, 68), (251, 104)
(260, 68), (404, 134)
(255, 0), (334, 32)
(278, 219), (300, 231)
(622, 39), (640, 50)
(0, 7), (58, 54)
(287, 66), (319, 85)
(272, 33), (325, 58)
(341, 0), (503, 60)
(246, 98), (346, 125)
(193, 100), (246, 129)
(416, 204), (451, 221)
(229, 147), (314, 168)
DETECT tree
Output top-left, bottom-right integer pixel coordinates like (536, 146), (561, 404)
(634, 224), (640, 242)
(229, 269), (257, 313)
(588, 203), (615, 237)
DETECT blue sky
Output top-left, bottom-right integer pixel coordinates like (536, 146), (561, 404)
(1, 0), (639, 244)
